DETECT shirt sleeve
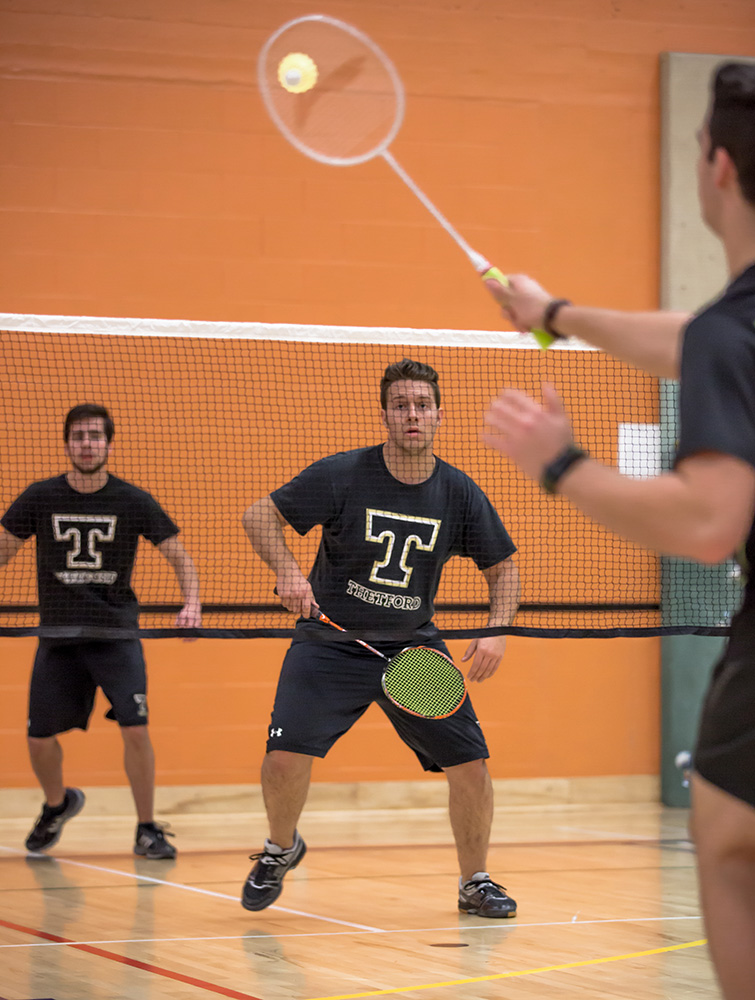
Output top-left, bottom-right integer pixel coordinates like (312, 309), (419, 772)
(457, 478), (517, 570)
(270, 456), (339, 536)
(676, 312), (755, 470)
(1, 486), (38, 540)
(139, 492), (180, 545)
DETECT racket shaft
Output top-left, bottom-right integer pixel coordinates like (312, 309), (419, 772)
(311, 607), (387, 660)
(381, 153), (555, 351)
(381, 151), (489, 271)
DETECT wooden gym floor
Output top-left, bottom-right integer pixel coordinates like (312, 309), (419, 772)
(0, 798), (715, 1000)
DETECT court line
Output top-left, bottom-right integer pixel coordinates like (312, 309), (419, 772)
(0, 916), (263, 1000)
(557, 824), (691, 843)
(0, 845), (381, 932)
(303, 938), (708, 1000)
(0, 913), (703, 949)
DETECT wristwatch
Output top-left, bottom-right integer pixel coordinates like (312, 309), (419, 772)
(540, 444), (588, 494)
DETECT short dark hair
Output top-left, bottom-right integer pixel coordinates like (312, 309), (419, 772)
(64, 404), (115, 442)
(708, 62), (755, 206)
(380, 359), (441, 410)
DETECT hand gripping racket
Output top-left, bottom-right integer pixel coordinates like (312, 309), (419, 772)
(258, 14), (555, 349)
(312, 606), (467, 719)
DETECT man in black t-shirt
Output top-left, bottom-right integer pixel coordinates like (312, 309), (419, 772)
(241, 359), (520, 918)
(482, 63), (755, 1000)
(0, 404), (201, 859)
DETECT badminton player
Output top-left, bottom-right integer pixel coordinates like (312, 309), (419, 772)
(0, 404), (201, 859)
(483, 62), (755, 1000)
(241, 359), (520, 917)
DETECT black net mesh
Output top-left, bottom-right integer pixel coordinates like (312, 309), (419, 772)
(0, 321), (742, 638)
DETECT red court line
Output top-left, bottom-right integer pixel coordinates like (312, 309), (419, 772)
(0, 917), (263, 1000)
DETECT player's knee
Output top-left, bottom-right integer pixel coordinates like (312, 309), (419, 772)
(27, 735), (56, 751)
(444, 757), (489, 782)
(692, 811), (755, 868)
(119, 723), (151, 746)
(263, 749), (312, 779)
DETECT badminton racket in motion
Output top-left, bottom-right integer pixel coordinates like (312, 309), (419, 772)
(313, 605), (467, 720)
(258, 14), (555, 349)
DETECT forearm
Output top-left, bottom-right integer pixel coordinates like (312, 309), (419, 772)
(554, 307), (690, 379)
(485, 560), (520, 627)
(557, 459), (741, 563)
(172, 554), (200, 605)
(159, 543), (200, 604)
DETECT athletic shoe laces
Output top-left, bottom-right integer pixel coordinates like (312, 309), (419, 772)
(463, 877), (508, 896)
(248, 848), (292, 867)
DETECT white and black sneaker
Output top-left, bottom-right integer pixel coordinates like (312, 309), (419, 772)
(458, 872), (517, 918)
(134, 822), (177, 859)
(25, 787), (86, 852)
(242, 831), (307, 910)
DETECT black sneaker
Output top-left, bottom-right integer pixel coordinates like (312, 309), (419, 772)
(134, 822), (177, 859)
(458, 872), (517, 918)
(25, 787), (86, 852)
(242, 832), (307, 911)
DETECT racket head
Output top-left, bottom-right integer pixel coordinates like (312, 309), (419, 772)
(381, 646), (467, 719)
(258, 14), (405, 166)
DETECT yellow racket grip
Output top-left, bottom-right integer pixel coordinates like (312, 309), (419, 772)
(480, 266), (556, 351)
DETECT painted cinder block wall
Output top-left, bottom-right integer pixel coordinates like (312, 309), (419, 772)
(1, 0), (753, 787)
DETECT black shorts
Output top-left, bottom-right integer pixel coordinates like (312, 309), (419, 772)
(28, 639), (149, 738)
(266, 636), (489, 772)
(694, 627), (755, 809)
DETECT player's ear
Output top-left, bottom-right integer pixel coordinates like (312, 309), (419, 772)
(712, 145), (736, 190)
(437, 407), (444, 425)
(380, 408), (388, 428)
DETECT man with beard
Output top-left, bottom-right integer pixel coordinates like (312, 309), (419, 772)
(0, 404), (201, 858)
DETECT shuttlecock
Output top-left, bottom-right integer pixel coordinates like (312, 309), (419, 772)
(278, 52), (318, 94)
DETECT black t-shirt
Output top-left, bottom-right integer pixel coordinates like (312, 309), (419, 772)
(676, 262), (755, 618)
(1, 474), (179, 637)
(271, 445), (516, 636)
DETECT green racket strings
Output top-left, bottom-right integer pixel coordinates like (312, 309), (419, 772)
(382, 647), (466, 718)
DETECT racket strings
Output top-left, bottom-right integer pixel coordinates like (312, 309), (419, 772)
(383, 647), (466, 718)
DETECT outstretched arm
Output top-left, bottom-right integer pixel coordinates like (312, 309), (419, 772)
(242, 496), (313, 618)
(0, 530), (25, 568)
(157, 535), (202, 630)
(486, 274), (691, 379)
(461, 557), (520, 683)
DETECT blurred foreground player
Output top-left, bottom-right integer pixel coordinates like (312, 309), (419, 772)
(483, 63), (755, 1000)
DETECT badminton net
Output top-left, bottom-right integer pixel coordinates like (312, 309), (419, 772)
(0, 313), (740, 638)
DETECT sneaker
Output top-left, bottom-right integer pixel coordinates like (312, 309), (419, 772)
(242, 831), (307, 911)
(134, 822), (177, 859)
(25, 787), (86, 852)
(458, 872), (517, 918)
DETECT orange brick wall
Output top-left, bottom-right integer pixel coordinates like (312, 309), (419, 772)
(1, 0), (753, 788)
